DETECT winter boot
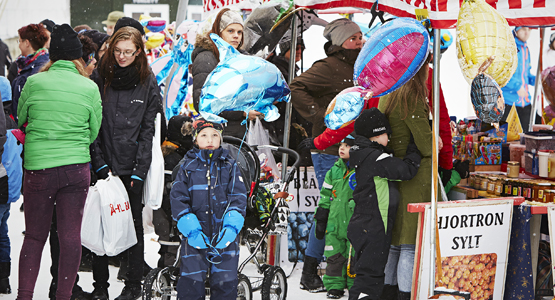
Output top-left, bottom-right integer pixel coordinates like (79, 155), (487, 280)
(300, 256), (326, 292)
(326, 289), (345, 299)
(380, 285), (398, 300)
(0, 262), (10, 294)
(114, 284), (142, 300)
(397, 291), (411, 300)
(91, 283), (109, 300)
(71, 285), (92, 300)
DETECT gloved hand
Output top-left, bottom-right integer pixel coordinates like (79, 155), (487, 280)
(439, 167), (452, 188)
(297, 138), (316, 152)
(130, 175), (144, 194)
(178, 214), (210, 249)
(214, 210), (244, 249)
(314, 207), (329, 240)
(454, 160), (470, 179)
(96, 165), (109, 180)
(406, 141), (421, 158)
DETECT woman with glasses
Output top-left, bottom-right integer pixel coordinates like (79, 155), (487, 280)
(11, 23), (50, 121)
(88, 26), (162, 300)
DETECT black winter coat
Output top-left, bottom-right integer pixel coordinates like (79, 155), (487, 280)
(90, 70), (163, 179)
(191, 35), (247, 139)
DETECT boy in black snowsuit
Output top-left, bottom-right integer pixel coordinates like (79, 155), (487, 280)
(347, 108), (422, 300)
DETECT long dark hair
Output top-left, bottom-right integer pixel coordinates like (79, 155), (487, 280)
(207, 8), (244, 62)
(382, 54), (431, 120)
(98, 27), (151, 88)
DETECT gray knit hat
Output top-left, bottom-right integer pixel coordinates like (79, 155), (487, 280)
(279, 38), (305, 56)
(219, 10), (244, 32)
(323, 18), (361, 46)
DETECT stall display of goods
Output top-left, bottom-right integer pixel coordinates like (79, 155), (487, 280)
(436, 253), (497, 300)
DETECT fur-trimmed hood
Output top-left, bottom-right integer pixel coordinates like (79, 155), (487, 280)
(192, 35), (215, 63)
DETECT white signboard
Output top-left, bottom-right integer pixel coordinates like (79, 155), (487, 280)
(285, 167), (321, 213)
(415, 199), (513, 300)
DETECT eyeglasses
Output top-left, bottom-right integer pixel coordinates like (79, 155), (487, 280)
(114, 49), (137, 57)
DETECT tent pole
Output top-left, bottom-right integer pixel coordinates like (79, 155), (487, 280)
(281, 16), (298, 177)
(528, 28), (546, 132)
(429, 28), (441, 298)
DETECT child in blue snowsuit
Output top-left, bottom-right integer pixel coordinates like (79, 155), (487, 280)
(171, 119), (247, 300)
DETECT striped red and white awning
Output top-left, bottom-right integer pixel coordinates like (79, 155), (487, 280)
(294, 0), (555, 28)
(203, 0), (555, 28)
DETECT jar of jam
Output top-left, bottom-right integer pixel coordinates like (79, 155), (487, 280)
(537, 183), (552, 203)
(494, 179), (503, 196)
(544, 190), (555, 203)
(468, 174), (475, 187)
(487, 177), (497, 194)
(507, 161), (520, 178)
(523, 181), (533, 200)
(474, 175), (482, 190)
(512, 180), (522, 197)
(481, 176), (489, 191)
(504, 179), (513, 196)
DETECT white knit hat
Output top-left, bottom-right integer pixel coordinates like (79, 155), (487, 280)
(219, 10), (244, 32)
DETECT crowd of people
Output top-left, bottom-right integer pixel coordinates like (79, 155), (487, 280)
(0, 6), (547, 300)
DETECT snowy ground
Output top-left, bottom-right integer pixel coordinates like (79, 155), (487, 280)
(5, 198), (332, 300)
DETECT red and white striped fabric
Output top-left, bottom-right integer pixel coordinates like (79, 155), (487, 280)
(294, 0), (555, 28)
(203, 0), (555, 28)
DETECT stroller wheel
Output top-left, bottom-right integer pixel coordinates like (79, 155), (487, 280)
(237, 273), (253, 300)
(143, 267), (179, 300)
(261, 266), (287, 300)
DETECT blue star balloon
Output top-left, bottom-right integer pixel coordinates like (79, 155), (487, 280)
(324, 87), (366, 130)
(199, 34), (290, 124)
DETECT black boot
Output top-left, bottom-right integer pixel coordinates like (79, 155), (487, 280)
(91, 283), (109, 300)
(326, 289), (344, 299)
(0, 262), (10, 294)
(114, 284), (142, 300)
(397, 291), (411, 300)
(380, 285), (398, 300)
(300, 256), (326, 292)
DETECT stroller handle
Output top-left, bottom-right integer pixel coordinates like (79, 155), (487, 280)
(253, 145), (301, 183)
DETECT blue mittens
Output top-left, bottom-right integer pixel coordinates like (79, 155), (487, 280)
(214, 210), (244, 249)
(177, 214), (210, 249)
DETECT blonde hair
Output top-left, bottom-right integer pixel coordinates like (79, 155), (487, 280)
(382, 55), (431, 120)
(40, 59), (90, 77)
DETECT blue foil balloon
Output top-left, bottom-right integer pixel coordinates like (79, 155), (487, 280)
(324, 87), (366, 130)
(353, 18), (430, 97)
(199, 34), (290, 124)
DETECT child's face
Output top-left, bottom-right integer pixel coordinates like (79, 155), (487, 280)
(370, 133), (389, 147)
(515, 27), (531, 42)
(196, 127), (221, 150)
(338, 142), (351, 159)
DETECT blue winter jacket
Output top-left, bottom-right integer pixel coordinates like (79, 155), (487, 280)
(11, 52), (49, 121)
(170, 147), (247, 240)
(3, 131), (22, 203)
(501, 36), (536, 107)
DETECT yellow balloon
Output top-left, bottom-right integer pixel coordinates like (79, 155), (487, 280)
(145, 32), (165, 50)
(456, 0), (517, 87)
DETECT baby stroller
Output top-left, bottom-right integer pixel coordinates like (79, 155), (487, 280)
(143, 136), (301, 300)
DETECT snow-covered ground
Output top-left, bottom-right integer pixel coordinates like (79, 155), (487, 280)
(6, 197), (331, 300)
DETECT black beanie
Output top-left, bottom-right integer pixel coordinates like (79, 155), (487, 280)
(82, 30), (109, 50)
(114, 17), (145, 36)
(167, 115), (193, 148)
(341, 135), (355, 146)
(354, 108), (392, 139)
(40, 19), (55, 33)
(192, 119), (223, 141)
(50, 24), (83, 62)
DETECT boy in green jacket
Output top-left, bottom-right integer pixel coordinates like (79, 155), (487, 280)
(313, 136), (356, 299)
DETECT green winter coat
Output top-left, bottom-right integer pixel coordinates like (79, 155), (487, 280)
(318, 158), (355, 250)
(378, 95), (432, 246)
(18, 60), (102, 170)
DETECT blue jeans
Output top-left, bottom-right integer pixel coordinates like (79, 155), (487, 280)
(305, 153), (338, 262)
(0, 203), (10, 263)
(383, 244), (416, 292)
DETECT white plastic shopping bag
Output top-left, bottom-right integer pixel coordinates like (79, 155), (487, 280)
(143, 113), (164, 209)
(97, 174), (137, 256)
(247, 118), (280, 180)
(81, 185), (105, 256)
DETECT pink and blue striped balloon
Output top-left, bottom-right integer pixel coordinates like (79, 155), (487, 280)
(354, 18), (430, 97)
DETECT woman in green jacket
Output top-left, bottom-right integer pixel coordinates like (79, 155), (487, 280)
(16, 24), (102, 300)
(377, 56), (432, 300)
